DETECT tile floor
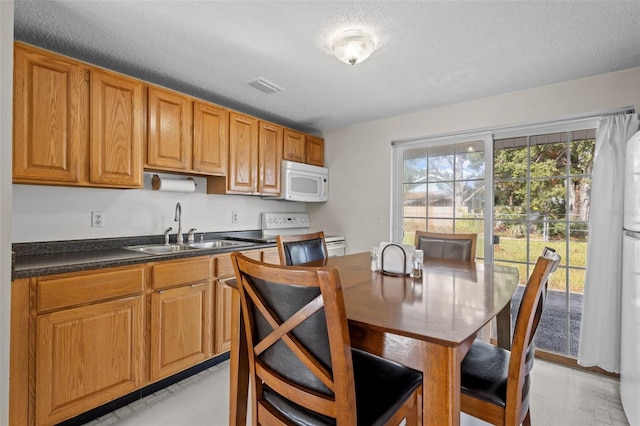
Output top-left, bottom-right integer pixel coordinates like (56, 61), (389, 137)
(84, 359), (629, 426)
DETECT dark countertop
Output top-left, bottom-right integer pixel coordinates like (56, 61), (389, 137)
(12, 230), (275, 280)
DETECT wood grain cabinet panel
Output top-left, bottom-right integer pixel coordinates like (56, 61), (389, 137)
(193, 101), (228, 175)
(13, 44), (88, 184)
(306, 135), (324, 166)
(283, 128), (306, 163)
(150, 283), (211, 380)
(90, 69), (143, 187)
(227, 112), (259, 193)
(261, 247), (281, 265)
(149, 256), (212, 381)
(33, 264), (146, 425)
(150, 256), (210, 290)
(212, 249), (266, 355)
(146, 86), (192, 171)
(258, 121), (283, 195)
(214, 278), (233, 355)
(35, 296), (144, 426)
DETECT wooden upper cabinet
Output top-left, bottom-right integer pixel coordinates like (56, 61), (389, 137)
(13, 44), (88, 184)
(193, 101), (228, 175)
(306, 135), (324, 167)
(146, 86), (192, 172)
(258, 121), (283, 195)
(90, 69), (144, 187)
(227, 112), (259, 193)
(283, 128), (306, 163)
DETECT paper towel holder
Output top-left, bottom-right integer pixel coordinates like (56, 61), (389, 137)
(379, 243), (410, 276)
(151, 174), (197, 192)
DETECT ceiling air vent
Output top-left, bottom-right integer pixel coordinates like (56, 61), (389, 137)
(246, 77), (285, 94)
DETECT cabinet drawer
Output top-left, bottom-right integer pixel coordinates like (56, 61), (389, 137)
(37, 265), (145, 313)
(151, 256), (211, 290)
(214, 250), (260, 278)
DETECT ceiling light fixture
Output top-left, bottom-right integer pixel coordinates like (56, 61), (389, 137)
(331, 29), (377, 65)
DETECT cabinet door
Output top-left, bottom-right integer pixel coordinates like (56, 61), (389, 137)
(147, 86), (192, 171)
(228, 112), (258, 193)
(306, 135), (324, 166)
(214, 278), (233, 354)
(90, 69), (143, 187)
(283, 128), (306, 163)
(36, 296), (144, 425)
(261, 247), (281, 265)
(193, 101), (228, 175)
(13, 44), (88, 183)
(150, 283), (211, 381)
(258, 121), (282, 195)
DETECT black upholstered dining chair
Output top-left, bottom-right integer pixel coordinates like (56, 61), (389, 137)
(230, 251), (423, 425)
(414, 231), (477, 262)
(276, 231), (328, 266)
(459, 247), (561, 426)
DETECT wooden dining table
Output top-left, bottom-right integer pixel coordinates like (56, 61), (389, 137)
(228, 251), (520, 426)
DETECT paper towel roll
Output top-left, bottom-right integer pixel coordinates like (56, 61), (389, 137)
(152, 175), (196, 192)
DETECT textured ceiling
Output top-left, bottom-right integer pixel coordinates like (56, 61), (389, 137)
(13, 1), (640, 134)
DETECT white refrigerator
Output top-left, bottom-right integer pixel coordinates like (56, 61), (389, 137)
(621, 129), (640, 426)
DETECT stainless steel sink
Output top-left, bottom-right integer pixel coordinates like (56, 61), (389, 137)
(125, 239), (248, 255)
(125, 244), (201, 255)
(187, 240), (246, 249)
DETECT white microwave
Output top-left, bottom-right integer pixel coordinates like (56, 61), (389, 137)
(274, 160), (328, 202)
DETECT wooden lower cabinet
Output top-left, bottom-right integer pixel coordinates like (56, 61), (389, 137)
(11, 249), (275, 425)
(150, 283), (211, 380)
(36, 297), (144, 425)
(214, 278), (233, 354)
(149, 256), (212, 381)
(212, 249), (266, 354)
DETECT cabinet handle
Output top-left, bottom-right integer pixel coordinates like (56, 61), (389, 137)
(190, 283), (206, 288)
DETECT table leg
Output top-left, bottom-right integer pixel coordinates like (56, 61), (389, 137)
(229, 289), (249, 426)
(496, 302), (512, 350)
(422, 341), (461, 426)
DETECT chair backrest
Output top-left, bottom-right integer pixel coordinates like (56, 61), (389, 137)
(505, 247), (561, 425)
(276, 231), (328, 266)
(231, 251), (357, 424)
(414, 231), (477, 262)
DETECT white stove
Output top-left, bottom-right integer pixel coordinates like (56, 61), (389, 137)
(261, 213), (346, 256)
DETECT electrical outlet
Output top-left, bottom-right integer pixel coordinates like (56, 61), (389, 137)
(91, 211), (104, 228)
(231, 211), (239, 224)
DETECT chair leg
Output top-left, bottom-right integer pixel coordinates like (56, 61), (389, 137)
(522, 408), (531, 426)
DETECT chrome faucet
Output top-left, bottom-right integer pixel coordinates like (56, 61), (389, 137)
(174, 203), (183, 244)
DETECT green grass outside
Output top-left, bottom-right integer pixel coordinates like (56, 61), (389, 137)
(406, 232), (588, 293)
(493, 237), (587, 293)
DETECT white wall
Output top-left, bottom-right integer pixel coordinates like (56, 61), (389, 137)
(309, 67), (640, 255)
(1, 3), (13, 424)
(13, 173), (305, 242)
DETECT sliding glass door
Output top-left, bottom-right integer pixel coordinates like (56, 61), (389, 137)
(493, 129), (595, 357)
(392, 121), (597, 361)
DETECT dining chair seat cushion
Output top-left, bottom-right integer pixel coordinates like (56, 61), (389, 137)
(282, 238), (327, 265)
(460, 340), (510, 408)
(417, 236), (473, 261)
(263, 348), (423, 426)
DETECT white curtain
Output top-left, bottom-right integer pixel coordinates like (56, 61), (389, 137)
(578, 113), (640, 373)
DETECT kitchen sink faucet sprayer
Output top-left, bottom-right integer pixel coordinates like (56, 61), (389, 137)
(188, 228), (197, 243)
(163, 227), (173, 245)
(175, 202), (183, 244)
